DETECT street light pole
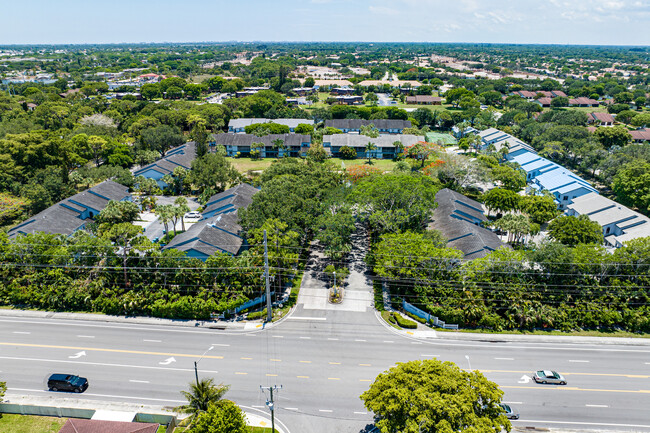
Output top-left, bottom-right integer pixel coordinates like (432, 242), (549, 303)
(260, 385), (282, 432)
(194, 346), (214, 386)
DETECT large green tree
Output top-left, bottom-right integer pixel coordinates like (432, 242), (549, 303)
(95, 200), (141, 225)
(482, 188), (520, 215)
(187, 154), (240, 197)
(360, 359), (510, 433)
(548, 215), (604, 246)
(612, 160), (650, 213)
(177, 378), (230, 424)
(187, 400), (248, 433)
(594, 126), (632, 149)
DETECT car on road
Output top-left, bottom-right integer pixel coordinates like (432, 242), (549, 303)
(499, 403), (519, 419)
(533, 370), (566, 385)
(184, 211), (202, 219)
(47, 374), (88, 393)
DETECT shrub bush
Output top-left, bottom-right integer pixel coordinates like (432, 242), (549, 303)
(393, 312), (417, 329)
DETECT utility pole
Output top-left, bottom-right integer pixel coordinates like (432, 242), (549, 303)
(264, 230), (272, 322)
(260, 385), (282, 432)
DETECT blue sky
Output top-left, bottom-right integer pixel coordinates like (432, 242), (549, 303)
(2, 0), (649, 45)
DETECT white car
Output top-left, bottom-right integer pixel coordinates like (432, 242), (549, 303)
(184, 211), (202, 219)
(533, 370), (567, 385)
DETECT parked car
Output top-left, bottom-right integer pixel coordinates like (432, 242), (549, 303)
(184, 211), (202, 219)
(47, 374), (88, 393)
(499, 403), (519, 419)
(533, 370), (567, 385)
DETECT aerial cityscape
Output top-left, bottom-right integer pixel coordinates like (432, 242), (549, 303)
(0, 1), (649, 433)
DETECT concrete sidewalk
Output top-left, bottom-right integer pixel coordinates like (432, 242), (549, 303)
(0, 308), (254, 332)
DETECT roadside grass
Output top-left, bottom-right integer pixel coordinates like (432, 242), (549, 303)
(380, 310), (401, 330)
(0, 414), (67, 433)
(229, 158), (277, 173)
(273, 271), (304, 322)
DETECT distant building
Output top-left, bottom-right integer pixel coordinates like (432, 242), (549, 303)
(8, 181), (131, 238)
(292, 87), (315, 96)
(227, 118), (314, 133)
(569, 97), (599, 107)
(322, 134), (422, 159)
(59, 418), (159, 433)
(324, 119), (411, 134)
(477, 128), (535, 157)
(333, 95), (364, 105)
(588, 112), (615, 127)
(630, 129), (650, 143)
(331, 87), (355, 95)
(209, 133), (311, 158)
(405, 95), (442, 105)
(428, 188), (509, 260)
(535, 97), (552, 107)
(566, 192), (650, 248)
(133, 142), (196, 187)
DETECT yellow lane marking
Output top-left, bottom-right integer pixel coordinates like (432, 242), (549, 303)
(297, 376), (309, 379)
(266, 374), (278, 377)
(406, 332), (414, 335)
(235, 372), (247, 375)
(240, 357), (252, 360)
(480, 369), (650, 379)
(299, 360), (312, 364)
(502, 385), (650, 394)
(329, 362), (341, 365)
(0, 342), (224, 359)
(359, 364), (371, 367)
(328, 377), (341, 380)
(359, 379), (372, 382)
(270, 359), (281, 362)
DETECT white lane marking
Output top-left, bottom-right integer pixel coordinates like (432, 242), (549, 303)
(12, 331), (30, 335)
(129, 380), (150, 384)
(495, 357), (514, 360)
(211, 344), (230, 347)
(252, 405), (265, 409)
(285, 407), (298, 411)
(287, 316), (326, 321)
(511, 420), (650, 428)
(355, 339), (367, 342)
(143, 339), (161, 343)
(421, 354), (439, 357)
(272, 336), (284, 338)
(518, 375), (531, 384)
(8, 388), (185, 403)
(299, 337), (311, 340)
(319, 409), (333, 413)
(383, 340), (394, 343)
(327, 338), (339, 341)
(77, 335), (95, 339)
(569, 360), (590, 363)
(503, 401), (522, 405)
(159, 357), (176, 365)
(354, 411), (368, 415)
(586, 404), (609, 408)
(68, 351), (86, 359)
(0, 355), (218, 374)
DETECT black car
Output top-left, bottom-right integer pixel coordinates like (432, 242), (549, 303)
(47, 374), (89, 393)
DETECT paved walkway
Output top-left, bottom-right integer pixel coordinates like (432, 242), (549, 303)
(296, 223), (373, 312)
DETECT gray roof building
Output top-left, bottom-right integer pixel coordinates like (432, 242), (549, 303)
(202, 183), (260, 219)
(325, 119), (412, 133)
(228, 118), (314, 133)
(133, 142), (196, 178)
(8, 180), (131, 238)
(164, 212), (245, 259)
(429, 188), (508, 260)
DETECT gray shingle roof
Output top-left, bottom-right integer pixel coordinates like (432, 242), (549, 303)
(429, 189), (507, 260)
(164, 213), (244, 256)
(210, 133), (310, 147)
(133, 142), (196, 176)
(228, 118), (314, 129)
(325, 119), (412, 130)
(203, 183), (259, 216)
(9, 180), (130, 237)
(322, 134), (423, 148)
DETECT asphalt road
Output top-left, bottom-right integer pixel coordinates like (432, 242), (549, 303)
(1, 307), (650, 433)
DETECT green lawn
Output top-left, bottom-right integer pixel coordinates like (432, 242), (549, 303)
(0, 414), (67, 433)
(228, 157), (398, 174)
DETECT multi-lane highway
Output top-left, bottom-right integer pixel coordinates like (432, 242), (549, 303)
(1, 305), (650, 433)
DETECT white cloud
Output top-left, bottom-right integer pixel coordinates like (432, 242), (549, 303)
(369, 5), (400, 15)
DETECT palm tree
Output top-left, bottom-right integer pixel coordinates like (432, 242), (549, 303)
(365, 141), (377, 164)
(175, 197), (190, 231)
(176, 378), (230, 425)
(272, 138), (286, 158)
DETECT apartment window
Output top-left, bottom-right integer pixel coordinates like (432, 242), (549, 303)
(563, 196), (568, 201)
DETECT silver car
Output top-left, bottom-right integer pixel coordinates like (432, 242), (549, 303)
(533, 370), (567, 385)
(499, 403), (519, 420)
